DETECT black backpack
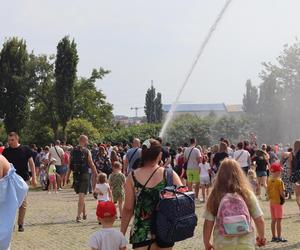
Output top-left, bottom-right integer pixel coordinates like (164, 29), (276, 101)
(154, 167), (198, 244)
(70, 146), (89, 174)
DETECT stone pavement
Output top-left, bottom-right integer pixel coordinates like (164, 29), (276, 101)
(10, 187), (300, 250)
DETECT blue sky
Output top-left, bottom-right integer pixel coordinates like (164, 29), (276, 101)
(1, 0), (300, 116)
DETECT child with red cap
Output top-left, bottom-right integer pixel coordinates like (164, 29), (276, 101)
(88, 201), (127, 250)
(267, 162), (288, 243)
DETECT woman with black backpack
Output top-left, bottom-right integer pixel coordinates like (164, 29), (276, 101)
(121, 139), (182, 250)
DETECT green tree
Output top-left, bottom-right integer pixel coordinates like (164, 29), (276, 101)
(144, 85), (163, 123)
(104, 123), (161, 145)
(145, 85), (156, 123)
(164, 114), (212, 147)
(243, 79), (258, 115)
(73, 68), (113, 130)
(66, 118), (101, 145)
(154, 92), (163, 122)
(28, 54), (59, 139)
(55, 36), (79, 139)
(0, 37), (30, 133)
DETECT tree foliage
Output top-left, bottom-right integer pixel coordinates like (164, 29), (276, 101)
(73, 68), (113, 130)
(104, 124), (161, 145)
(243, 40), (300, 143)
(55, 36), (79, 138)
(243, 79), (258, 115)
(0, 37), (30, 133)
(144, 85), (163, 123)
(66, 118), (101, 146)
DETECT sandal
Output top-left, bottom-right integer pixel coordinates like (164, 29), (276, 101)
(76, 216), (82, 223)
(83, 214), (87, 220)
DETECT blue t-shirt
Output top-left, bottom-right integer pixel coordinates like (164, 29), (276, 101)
(126, 147), (141, 173)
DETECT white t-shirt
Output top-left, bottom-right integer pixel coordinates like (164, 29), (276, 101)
(184, 147), (201, 170)
(199, 163), (210, 178)
(233, 149), (250, 168)
(96, 183), (110, 201)
(89, 228), (127, 250)
(49, 146), (64, 166)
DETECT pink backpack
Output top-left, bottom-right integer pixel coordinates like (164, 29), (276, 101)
(216, 193), (253, 237)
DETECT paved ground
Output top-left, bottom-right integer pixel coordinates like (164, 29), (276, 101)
(10, 187), (300, 250)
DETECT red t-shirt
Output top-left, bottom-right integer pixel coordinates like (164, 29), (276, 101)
(0, 146), (4, 154)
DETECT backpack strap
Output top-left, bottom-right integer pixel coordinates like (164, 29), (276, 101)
(185, 147), (195, 167)
(164, 166), (173, 186)
(128, 148), (139, 164)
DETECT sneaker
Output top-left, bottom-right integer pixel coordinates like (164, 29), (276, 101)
(58, 188), (63, 191)
(271, 237), (278, 242)
(18, 225), (24, 232)
(277, 237), (288, 243)
(76, 216), (82, 223)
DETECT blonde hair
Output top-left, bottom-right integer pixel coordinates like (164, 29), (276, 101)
(97, 173), (107, 184)
(206, 159), (253, 216)
(113, 161), (122, 170)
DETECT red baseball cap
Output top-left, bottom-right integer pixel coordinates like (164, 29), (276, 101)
(270, 162), (283, 173)
(96, 201), (116, 218)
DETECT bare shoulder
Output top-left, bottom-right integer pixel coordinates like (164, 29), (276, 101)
(0, 155), (11, 178)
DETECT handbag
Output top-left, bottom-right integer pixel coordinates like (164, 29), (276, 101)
(154, 167), (198, 244)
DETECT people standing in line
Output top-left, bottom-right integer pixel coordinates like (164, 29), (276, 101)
(66, 135), (98, 222)
(2, 132), (37, 232)
(212, 142), (229, 172)
(203, 159), (265, 250)
(234, 142), (251, 175)
(121, 139), (182, 250)
(253, 149), (269, 199)
(109, 161), (126, 219)
(184, 138), (202, 200)
(49, 140), (64, 190)
(0, 155), (28, 250)
(267, 162), (288, 243)
(123, 138), (141, 175)
(281, 147), (293, 199)
(288, 140), (300, 212)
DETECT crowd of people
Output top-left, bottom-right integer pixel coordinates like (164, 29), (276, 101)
(1, 131), (300, 250)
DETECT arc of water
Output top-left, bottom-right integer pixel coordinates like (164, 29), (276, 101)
(159, 0), (233, 138)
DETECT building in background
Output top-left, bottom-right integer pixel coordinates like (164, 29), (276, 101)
(162, 103), (243, 118)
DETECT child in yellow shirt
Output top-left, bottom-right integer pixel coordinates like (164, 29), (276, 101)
(267, 162), (287, 243)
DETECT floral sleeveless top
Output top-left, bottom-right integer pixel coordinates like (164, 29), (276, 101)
(130, 171), (166, 244)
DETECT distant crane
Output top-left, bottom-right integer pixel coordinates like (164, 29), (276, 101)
(130, 107), (143, 117)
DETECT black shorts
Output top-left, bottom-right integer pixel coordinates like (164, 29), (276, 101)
(73, 172), (89, 195)
(132, 238), (174, 249)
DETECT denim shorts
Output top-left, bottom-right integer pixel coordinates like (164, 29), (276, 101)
(256, 170), (267, 177)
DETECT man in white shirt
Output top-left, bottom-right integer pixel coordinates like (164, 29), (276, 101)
(233, 142), (251, 175)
